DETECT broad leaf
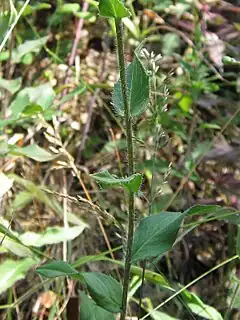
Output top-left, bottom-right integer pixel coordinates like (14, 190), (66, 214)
(0, 258), (38, 294)
(181, 289), (223, 320)
(80, 291), (115, 320)
(22, 83), (55, 109)
(0, 82), (56, 130)
(36, 261), (79, 278)
(37, 265), (122, 313)
(81, 272), (122, 313)
(10, 83), (55, 118)
(20, 226), (86, 247)
(91, 169), (142, 193)
(99, 0), (130, 18)
(8, 91), (30, 118)
(0, 37), (48, 63)
(131, 211), (186, 262)
(10, 144), (57, 162)
(187, 303), (223, 320)
(112, 53), (150, 117)
(73, 254), (173, 291)
(185, 204), (220, 216)
(0, 77), (22, 94)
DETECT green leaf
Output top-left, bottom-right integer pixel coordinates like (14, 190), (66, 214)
(74, 11), (96, 21)
(11, 83), (55, 114)
(22, 104), (43, 116)
(201, 123), (221, 130)
(237, 226), (240, 257)
(178, 95), (192, 112)
(0, 220), (20, 243)
(228, 273), (240, 308)
(36, 261), (79, 278)
(0, 37), (48, 63)
(73, 253), (173, 291)
(99, 0), (131, 18)
(130, 264), (173, 290)
(9, 0), (17, 23)
(2, 83), (56, 127)
(28, 82), (55, 108)
(162, 33), (180, 56)
(21, 52), (34, 65)
(9, 91), (30, 118)
(10, 144), (57, 162)
(184, 205), (239, 225)
(185, 205), (220, 216)
(81, 272), (122, 313)
(102, 139), (127, 153)
(91, 169), (142, 193)
(12, 191), (33, 211)
(21, 3), (52, 16)
(0, 258), (38, 295)
(223, 56), (240, 66)
(36, 259), (123, 319)
(0, 140), (9, 156)
(0, 235), (33, 257)
(131, 212), (186, 262)
(57, 3), (80, 14)
(0, 77), (22, 94)
(0, 13), (10, 44)
(55, 85), (86, 107)
(20, 226), (86, 247)
(213, 208), (240, 224)
(112, 52), (150, 117)
(181, 289), (223, 320)
(80, 292), (115, 320)
(0, 219), (34, 257)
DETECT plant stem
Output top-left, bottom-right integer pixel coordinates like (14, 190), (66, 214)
(0, 0), (31, 53)
(115, 18), (135, 320)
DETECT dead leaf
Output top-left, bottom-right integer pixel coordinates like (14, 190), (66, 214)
(40, 291), (57, 309)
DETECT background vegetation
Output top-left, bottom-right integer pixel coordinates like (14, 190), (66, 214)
(0, 0), (240, 319)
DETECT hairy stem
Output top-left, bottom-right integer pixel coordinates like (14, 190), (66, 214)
(115, 18), (135, 320)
